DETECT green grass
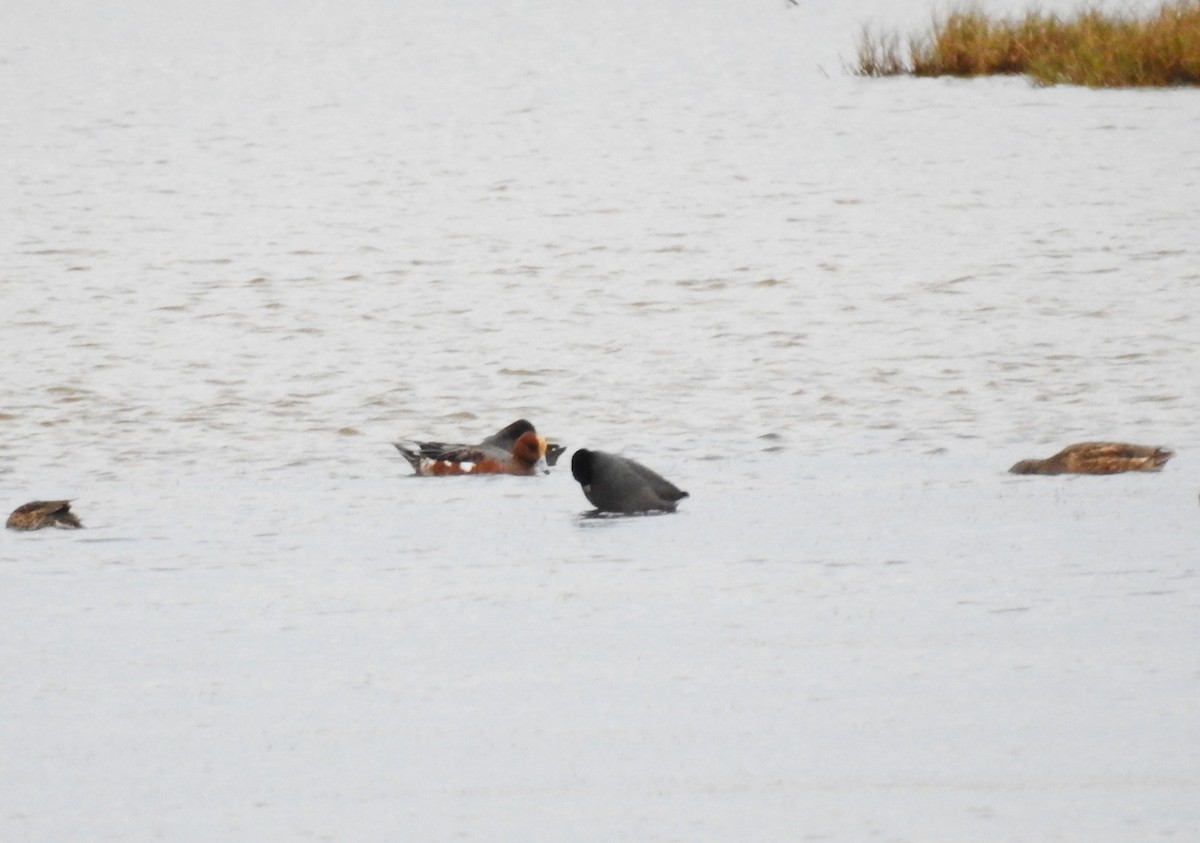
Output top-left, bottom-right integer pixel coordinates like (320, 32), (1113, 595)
(854, 1), (1200, 86)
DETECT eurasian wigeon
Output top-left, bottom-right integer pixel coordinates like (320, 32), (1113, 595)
(6, 500), (84, 530)
(394, 427), (550, 476)
(1009, 442), (1174, 475)
(570, 449), (689, 514)
(397, 419), (564, 467)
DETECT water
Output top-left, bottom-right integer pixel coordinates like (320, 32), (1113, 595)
(2, 1), (1198, 840)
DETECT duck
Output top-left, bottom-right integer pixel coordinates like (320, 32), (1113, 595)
(394, 428), (550, 476)
(6, 500), (84, 530)
(570, 449), (689, 514)
(1009, 442), (1174, 475)
(396, 418), (565, 467)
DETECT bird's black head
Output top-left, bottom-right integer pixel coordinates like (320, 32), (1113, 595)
(570, 449), (594, 485)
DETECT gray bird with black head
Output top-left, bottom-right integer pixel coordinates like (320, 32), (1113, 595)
(570, 449), (688, 514)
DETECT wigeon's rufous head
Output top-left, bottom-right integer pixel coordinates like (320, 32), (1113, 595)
(511, 431), (550, 474)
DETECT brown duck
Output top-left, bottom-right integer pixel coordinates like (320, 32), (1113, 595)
(1009, 442), (1173, 475)
(6, 500), (84, 530)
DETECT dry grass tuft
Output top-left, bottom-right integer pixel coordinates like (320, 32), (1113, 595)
(853, 1), (1200, 86)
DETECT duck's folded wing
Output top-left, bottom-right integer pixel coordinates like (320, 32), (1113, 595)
(430, 446), (490, 464)
(1083, 443), (1159, 459)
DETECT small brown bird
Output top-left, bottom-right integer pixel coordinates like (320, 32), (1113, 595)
(1009, 442), (1173, 475)
(6, 500), (84, 531)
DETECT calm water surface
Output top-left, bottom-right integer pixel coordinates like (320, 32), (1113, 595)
(2, 0), (1198, 840)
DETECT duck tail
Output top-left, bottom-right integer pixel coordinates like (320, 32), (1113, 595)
(392, 442), (423, 473)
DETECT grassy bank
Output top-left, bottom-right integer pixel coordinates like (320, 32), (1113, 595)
(855, 1), (1200, 86)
